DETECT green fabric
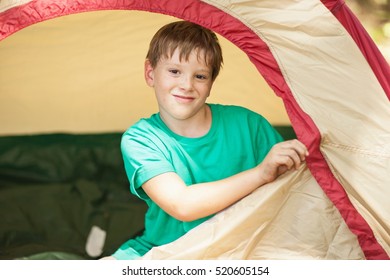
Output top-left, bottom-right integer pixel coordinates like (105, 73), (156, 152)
(115, 104), (284, 259)
(0, 133), (147, 260)
(111, 243), (142, 260)
(16, 251), (86, 260)
(274, 125), (296, 140)
(0, 126), (296, 260)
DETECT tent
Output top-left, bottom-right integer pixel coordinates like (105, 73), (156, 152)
(0, 0), (389, 260)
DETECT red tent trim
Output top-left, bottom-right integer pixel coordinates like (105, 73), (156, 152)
(0, 0), (388, 259)
(321, 0), (390, 100)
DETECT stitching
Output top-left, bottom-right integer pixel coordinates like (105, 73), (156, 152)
(322, 140), (390, 159)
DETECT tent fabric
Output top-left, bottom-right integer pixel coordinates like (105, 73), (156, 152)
(142, 165), (365, 260)
(0, 0), (389, 260)
(322, 0), (390, 98)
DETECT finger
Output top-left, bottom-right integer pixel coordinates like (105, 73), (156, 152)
(277, 165), (289, 176)
(284, 149), (303, 170)
(275, 154), (296, 170)
(269, 144), (302, 169)
(286, 140), (309, 161)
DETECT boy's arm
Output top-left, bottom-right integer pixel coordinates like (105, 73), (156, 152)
(142, 139), (308, 222)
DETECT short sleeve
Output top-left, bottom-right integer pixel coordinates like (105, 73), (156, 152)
(120, 123), (175, 200)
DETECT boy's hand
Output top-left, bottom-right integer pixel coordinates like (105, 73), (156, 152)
(258, 139), (309, 184)
(142, 139), (308, 221)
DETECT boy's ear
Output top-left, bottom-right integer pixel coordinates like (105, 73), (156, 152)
(144, 59), (154, 87)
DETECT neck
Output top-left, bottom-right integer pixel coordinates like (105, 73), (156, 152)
(161, 105), (212, 138)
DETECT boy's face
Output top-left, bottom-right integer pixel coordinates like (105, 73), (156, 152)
(144, 48), (213, 125)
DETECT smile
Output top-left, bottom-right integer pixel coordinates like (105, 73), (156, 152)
(173, 95), (195, 103)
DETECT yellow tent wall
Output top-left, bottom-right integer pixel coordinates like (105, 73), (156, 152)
(0, 10), (289, 136)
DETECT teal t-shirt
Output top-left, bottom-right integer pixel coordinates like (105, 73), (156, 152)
(112, 104), (283, 259)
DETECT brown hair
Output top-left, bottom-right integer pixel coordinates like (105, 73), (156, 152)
(146, 21), (223, 81)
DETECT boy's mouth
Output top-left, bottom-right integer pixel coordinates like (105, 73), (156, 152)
(173, 94), (195, 103)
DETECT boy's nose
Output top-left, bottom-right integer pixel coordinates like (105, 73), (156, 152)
(179, 75), (193, 91)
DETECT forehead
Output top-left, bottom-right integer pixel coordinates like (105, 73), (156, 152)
(162, 48), (210, 68)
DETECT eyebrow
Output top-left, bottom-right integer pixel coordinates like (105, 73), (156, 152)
(165, 62), (211, 73)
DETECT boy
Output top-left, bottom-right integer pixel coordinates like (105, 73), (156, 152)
(109, 21), (308, 260)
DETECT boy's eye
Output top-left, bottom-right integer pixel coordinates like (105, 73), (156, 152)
(169, 69), (179, 75)
(195, 74), (208, 80)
